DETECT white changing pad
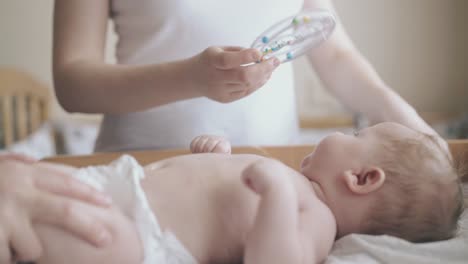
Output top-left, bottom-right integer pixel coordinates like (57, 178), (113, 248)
(326, 194), (468, 264)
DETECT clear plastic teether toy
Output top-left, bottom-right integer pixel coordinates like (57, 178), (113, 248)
(251, 10), (336, 63)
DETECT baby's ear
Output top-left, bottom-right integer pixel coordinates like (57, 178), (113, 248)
(342, 167), (386, 195)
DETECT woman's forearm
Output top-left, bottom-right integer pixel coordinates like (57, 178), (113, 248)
(308, 47), (436, 135)
(309, 47), (391, 121)
(53, 59), (200, 114)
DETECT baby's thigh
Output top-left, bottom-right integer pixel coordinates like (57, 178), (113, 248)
(35, 203), (143, 264)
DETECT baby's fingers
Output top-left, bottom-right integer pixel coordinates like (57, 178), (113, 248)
(190, 136), (204, 153)
(191, 135), (231, 154)
(203, 136), (231, 154)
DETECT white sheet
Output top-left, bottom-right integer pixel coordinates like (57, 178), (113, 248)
(326, 190), (468, 264)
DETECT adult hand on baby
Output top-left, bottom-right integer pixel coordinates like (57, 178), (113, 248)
(0, 157), (112, 263)
(242, 159), (294, 196)
(188, 46), (280, 103)
(190, 135), (231, 154)
(0, 153), (38, 163)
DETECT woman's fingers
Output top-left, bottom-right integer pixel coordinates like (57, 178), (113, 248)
(208, 47), (262, 69)
(221, 57), (279, 85)
(33, 168), (112, 207)
(10, 219), (42, 262)
(194, 46), (280, 103)
(32, 192), (111, 248)
(0, 153), (37, 164)
(0, 232), (11, 264)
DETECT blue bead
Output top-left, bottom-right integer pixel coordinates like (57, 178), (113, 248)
(262, 36), (269, 44)
(287, 52), (293, 60)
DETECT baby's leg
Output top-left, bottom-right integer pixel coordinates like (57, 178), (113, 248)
(35, 202), (143, 264)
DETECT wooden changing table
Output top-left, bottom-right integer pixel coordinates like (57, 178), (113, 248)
(45, 140), (468, 173)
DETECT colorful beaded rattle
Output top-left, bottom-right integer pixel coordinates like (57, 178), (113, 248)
(251, 10), (336, 63)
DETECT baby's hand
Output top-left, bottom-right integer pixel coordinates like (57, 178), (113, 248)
(242, 159), (294, 196)
(190, 135), (231, 154)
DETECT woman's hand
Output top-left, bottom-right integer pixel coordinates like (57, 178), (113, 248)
(0, 157), (113, 263)
(190, 135), (232, 154)
(0, 153), (38, 163)
(188, 46), (280, 103)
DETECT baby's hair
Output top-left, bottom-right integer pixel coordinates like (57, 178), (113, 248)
(364, 133), (465, 243)
(453, 150), (468, 207)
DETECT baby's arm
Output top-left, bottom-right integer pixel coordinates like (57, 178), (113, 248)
(242, 160), (317, 264)
(32, 162), (143, 264)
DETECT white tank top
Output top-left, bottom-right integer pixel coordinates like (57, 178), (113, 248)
(96, 0), (303, 151)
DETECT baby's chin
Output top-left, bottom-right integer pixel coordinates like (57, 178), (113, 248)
(299, 163), (309, 178)
(299, 168), (313, 181)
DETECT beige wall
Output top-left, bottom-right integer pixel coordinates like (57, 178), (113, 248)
(1, 0), (467, 120)
(0, 0), (115, 119)
(296, 0), (468, 117)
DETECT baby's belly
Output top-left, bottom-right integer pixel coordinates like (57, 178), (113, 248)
(141, 154), (263, 263)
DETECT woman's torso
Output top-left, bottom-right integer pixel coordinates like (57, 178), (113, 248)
(95, 0), (304, 151)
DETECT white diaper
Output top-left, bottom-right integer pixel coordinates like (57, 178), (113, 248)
(72, 155), (198, 264)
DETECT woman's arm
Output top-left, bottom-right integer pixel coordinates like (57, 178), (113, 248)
(53, 0), (278, 114)
(53, 0), (195, 113)
(303, 0), (436, 136)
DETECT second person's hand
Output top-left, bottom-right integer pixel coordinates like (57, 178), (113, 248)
(187, 46), (280, 103)
(0, 158), (113, 263)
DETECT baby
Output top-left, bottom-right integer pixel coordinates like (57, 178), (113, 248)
(32, 122), (464, 264)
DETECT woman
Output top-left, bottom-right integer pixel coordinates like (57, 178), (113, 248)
(53, 0), (412, 151)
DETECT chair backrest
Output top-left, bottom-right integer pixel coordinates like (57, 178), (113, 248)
(0, 68), (50, 148)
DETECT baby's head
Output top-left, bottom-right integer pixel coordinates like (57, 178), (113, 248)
(300, 122), (465, 242)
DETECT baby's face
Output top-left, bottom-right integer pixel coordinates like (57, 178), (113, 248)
(300, 122), (420, 236)
(300, 122), (417, 191)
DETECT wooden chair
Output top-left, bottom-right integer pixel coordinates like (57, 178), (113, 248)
(0, 68), (50, 148)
